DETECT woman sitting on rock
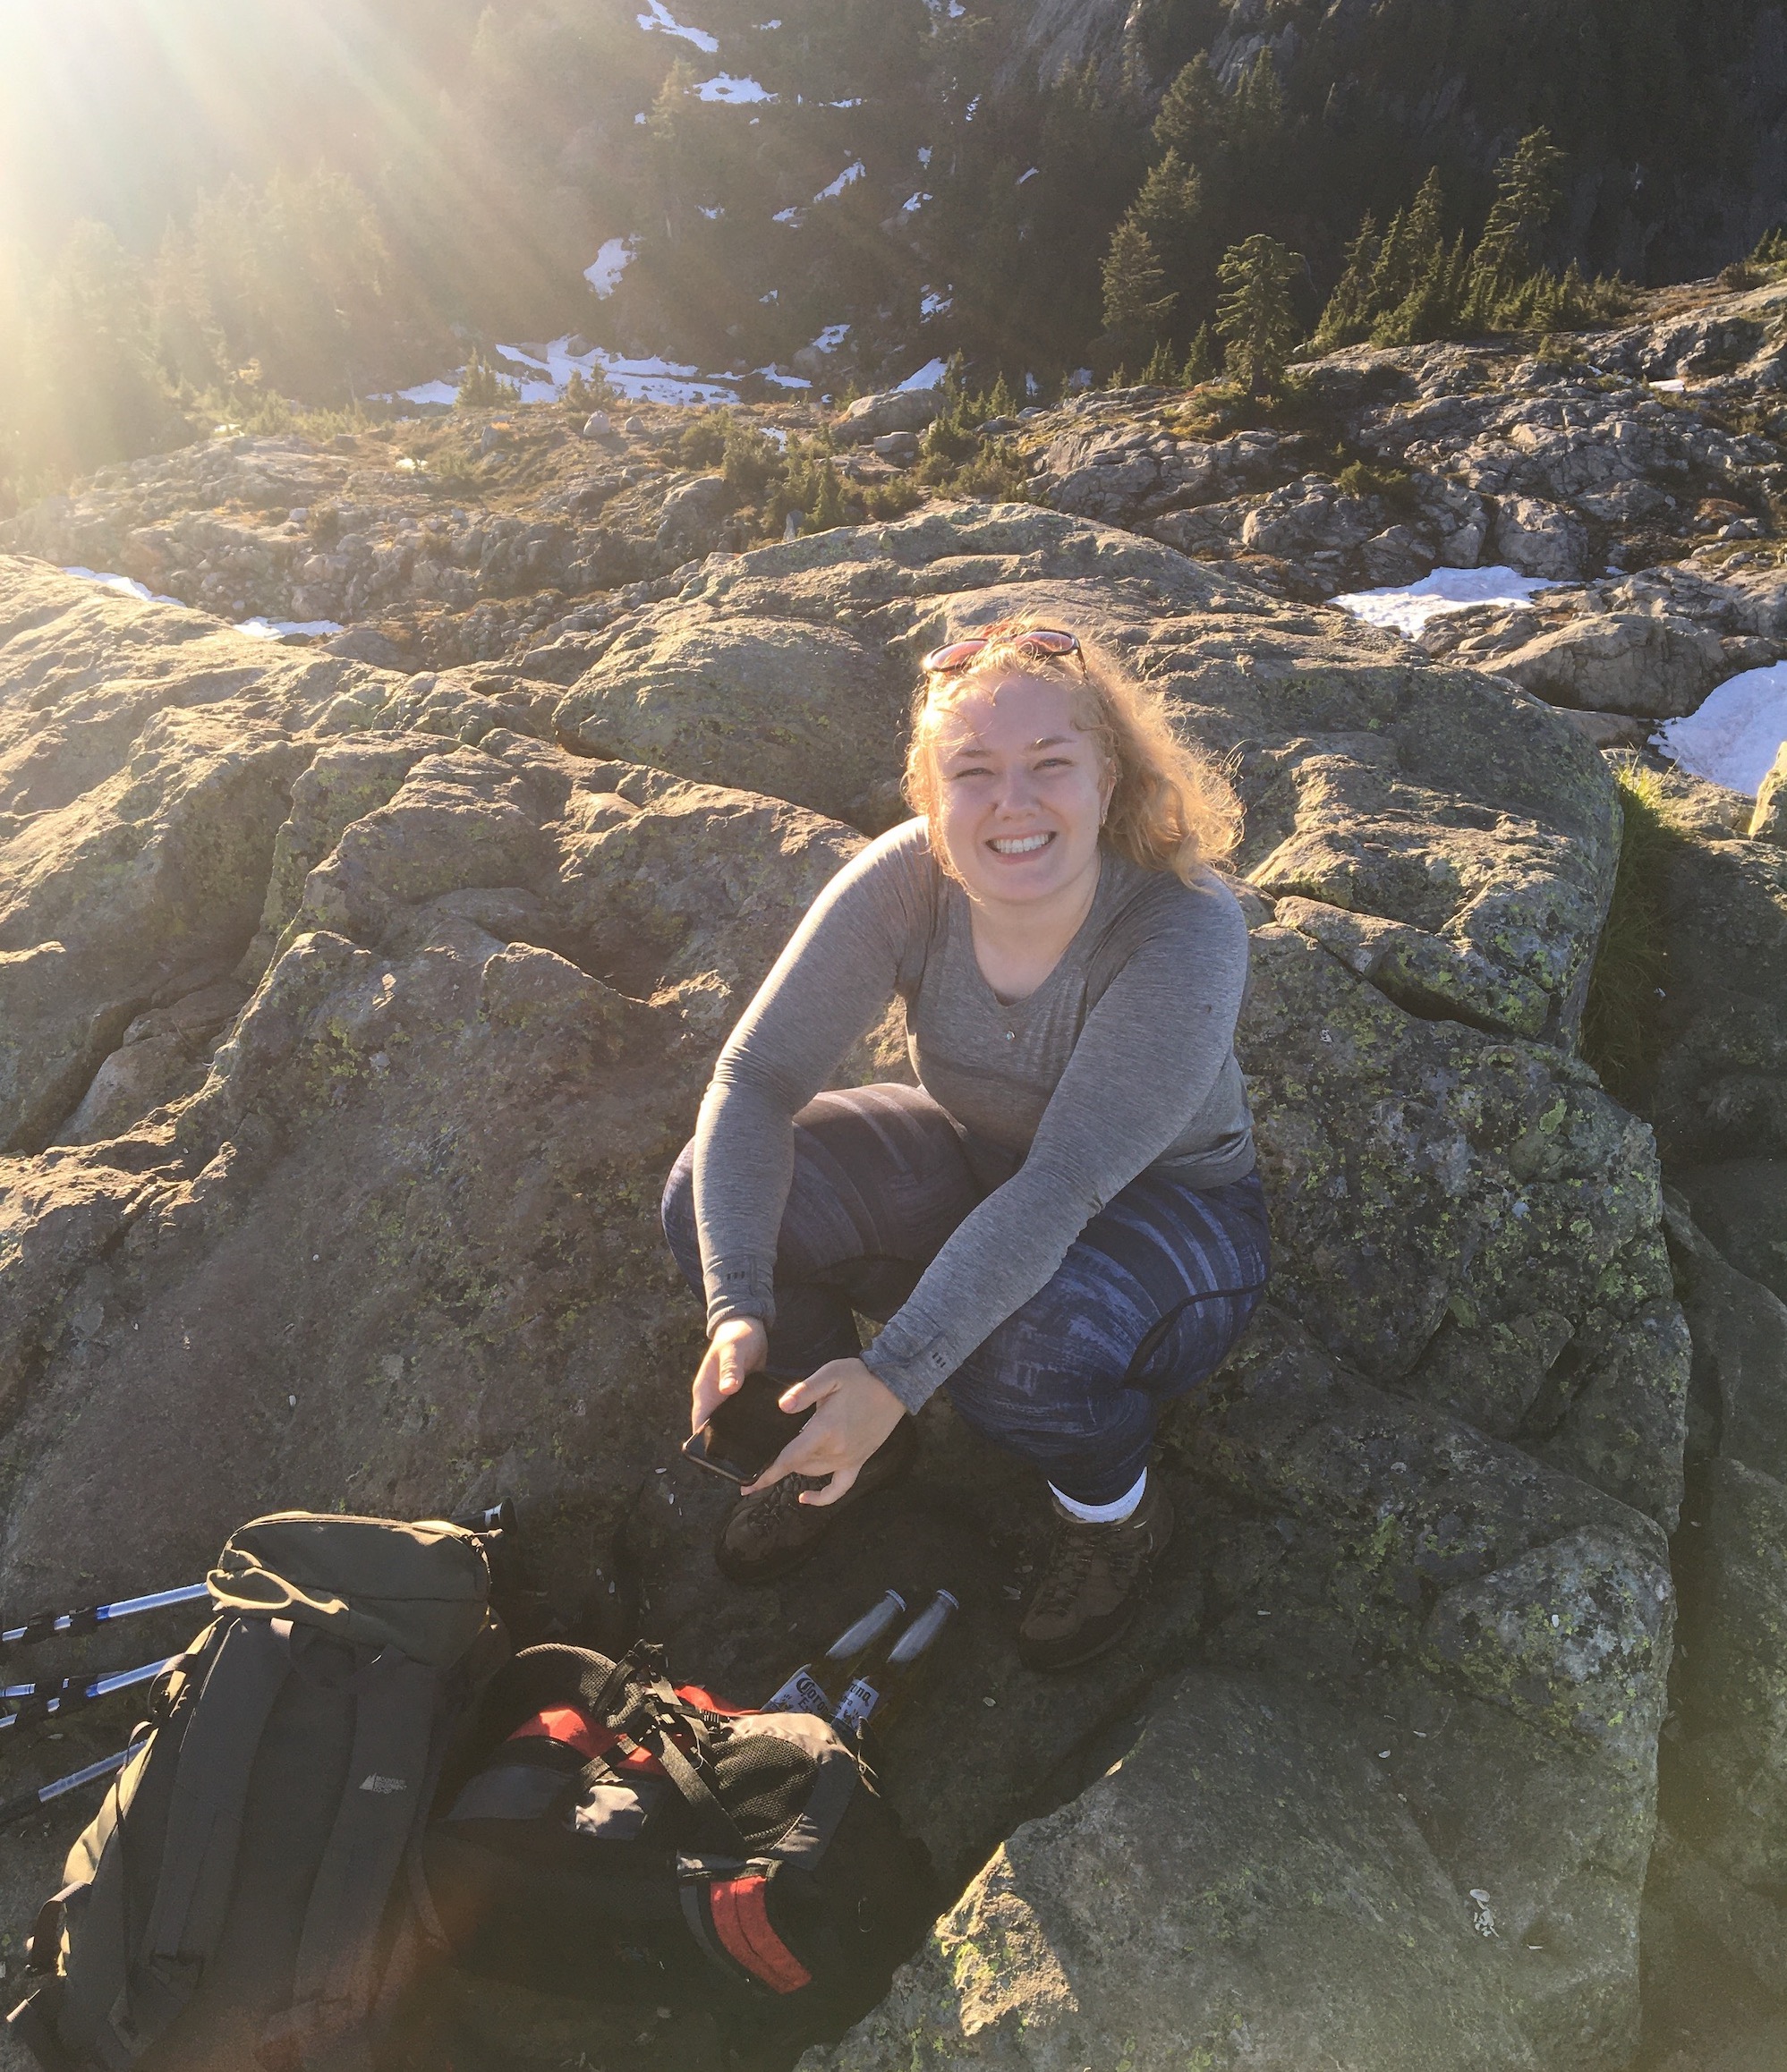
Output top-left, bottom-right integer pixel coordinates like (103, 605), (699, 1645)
(661, 617), (1270, 1669)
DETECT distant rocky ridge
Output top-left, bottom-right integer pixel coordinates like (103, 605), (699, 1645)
(1, 272), (1785, 2071)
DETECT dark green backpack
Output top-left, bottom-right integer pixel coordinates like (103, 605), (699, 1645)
(6, 1512), (506, 2072)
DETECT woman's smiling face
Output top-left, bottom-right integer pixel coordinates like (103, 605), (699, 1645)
(928, 673), (1111, 908)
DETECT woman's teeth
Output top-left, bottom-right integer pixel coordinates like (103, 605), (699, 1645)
(990, 833), (1052, 854)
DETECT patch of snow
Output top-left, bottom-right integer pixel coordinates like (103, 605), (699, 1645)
(1017, 166), (1039, 185)
(760, 289), (779, 303)
(897, 357), (949, 393)
(238, 618), (345, 641)
(695, 73), (774, 103)
(1332, 565), (1561, 640)
(810, 323), (851, 354)
(917, 146), (932, 166)
(393, 379), (459, 406)
(756, 18), (781, 27)
(60, 565), (174, 605)
(699, 204), (725, 218)
(965, 95), (980, 120)
(585, 238), (636, 298)
(596, 349), (739, 406)
(1025, 372), (1040, 396)
(902, 192), (932, 214)
(829, 98), (864, 108)
(635, 112), (647, 124)
(920, 289), (951, 318)
(757, 367), (810, 390)
(1651, 377), (1688, 393)
(773, 206), (804, 225)
(814, 161), (865, 202)
(1654, 664), (1787, 796)
(636, 0), (718, 54)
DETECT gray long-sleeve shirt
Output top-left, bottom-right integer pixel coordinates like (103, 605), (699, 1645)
(692, 819), (1255, 1412)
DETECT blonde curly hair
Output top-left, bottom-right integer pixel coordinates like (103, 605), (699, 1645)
(902, 615), (1240, 883)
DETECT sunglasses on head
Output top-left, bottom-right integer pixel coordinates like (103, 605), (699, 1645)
(920, 626), (1083, 675)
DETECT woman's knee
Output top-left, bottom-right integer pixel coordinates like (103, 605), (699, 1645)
(947, 1328), (1126, 1447)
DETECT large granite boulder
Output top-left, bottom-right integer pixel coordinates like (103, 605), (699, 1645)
(552, 611), (908, 828)
(1490, 611), (1730, 718)
(0, 510), (1689, 2071)
(0, 571), (387, 1152)
(1672, 1159), (1787, 1306)
(1630, 770), (1787, 1166)
(1643, 1191), (1787, 2018)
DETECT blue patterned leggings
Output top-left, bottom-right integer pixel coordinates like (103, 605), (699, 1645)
(662, 1083), (1272, 1505)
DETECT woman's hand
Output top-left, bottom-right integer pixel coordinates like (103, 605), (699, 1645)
(745, 1358), (906, 1507)
(691, 1316), (770, 1433)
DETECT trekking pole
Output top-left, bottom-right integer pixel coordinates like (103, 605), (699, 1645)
(0, 1497), (517, 1661)
(0, 1739), (149, 1831)
(1, 1657), (180, 1730)
(0, 1584), (210, 1660)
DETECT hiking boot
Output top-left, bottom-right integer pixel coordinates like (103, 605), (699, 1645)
(1017, 1479), (1174, 1673)
(713, 1415), (919, 1584)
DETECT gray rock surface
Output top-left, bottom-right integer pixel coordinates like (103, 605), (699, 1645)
(800, 1669), (1550, 2072)
(1671, 1160), (1787, 1306)
(0, 498), (1699, 2070)
(1754, 741), (1787, 844)
(835, 388), (945, 442)
(553, 611), (908, 828)
(1633, 773), (1787, 1167)
(1490, 612), (1728, 718)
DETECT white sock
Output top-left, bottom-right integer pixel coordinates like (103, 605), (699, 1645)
(1050, 1469), (1147, 1524)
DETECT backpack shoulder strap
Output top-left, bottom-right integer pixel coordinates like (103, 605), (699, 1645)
(124, 1617), (291, 2049)
(600, 1647), (748, 1861)
(257, 1651), (444, 2072)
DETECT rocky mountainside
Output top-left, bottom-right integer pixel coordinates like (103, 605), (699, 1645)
(1, 274), (1785, 2070)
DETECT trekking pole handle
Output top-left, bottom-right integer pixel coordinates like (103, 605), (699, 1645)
(0, 1738), (149, 1830)
(451, 1499), (518, 1537)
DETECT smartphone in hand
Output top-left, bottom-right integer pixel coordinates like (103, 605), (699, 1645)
(681, 1371), (809, 1485)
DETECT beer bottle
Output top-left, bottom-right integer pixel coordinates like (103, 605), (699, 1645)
(830, 1590), (958, 1739)
(761, 1589), (906, 1716)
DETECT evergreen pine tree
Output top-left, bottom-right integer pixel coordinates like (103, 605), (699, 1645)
(983, 370), (1020, 420)
(1229, 49), (1285, 163)
(1180, 321), (1217, 385)
(1464, 128), (1566, 323)
(1141, 336), (1180, 385)
(1372, 228), (1468, 345)
(1215, 233), (1302, 395)
(456, 349), (518, 408)
(1311, 214), (1382, 351)
(1101, 217), (1175, 359)
(33, 221), (172, 470)
(808, 458), (848, 531)
(1153, 53), (1228, 168)
(1128, 148), (1206, 303)
(1377, 168), (1446, 308)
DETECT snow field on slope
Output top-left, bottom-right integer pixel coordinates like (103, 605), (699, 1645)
(636, 1), (717, 53)
(62, 567), (340, 641)
(1333, 566), (1562, 638)
(1654, 665), (1787, 795)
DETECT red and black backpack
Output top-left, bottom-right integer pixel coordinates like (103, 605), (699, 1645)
(421, 1642), (935, 2015)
